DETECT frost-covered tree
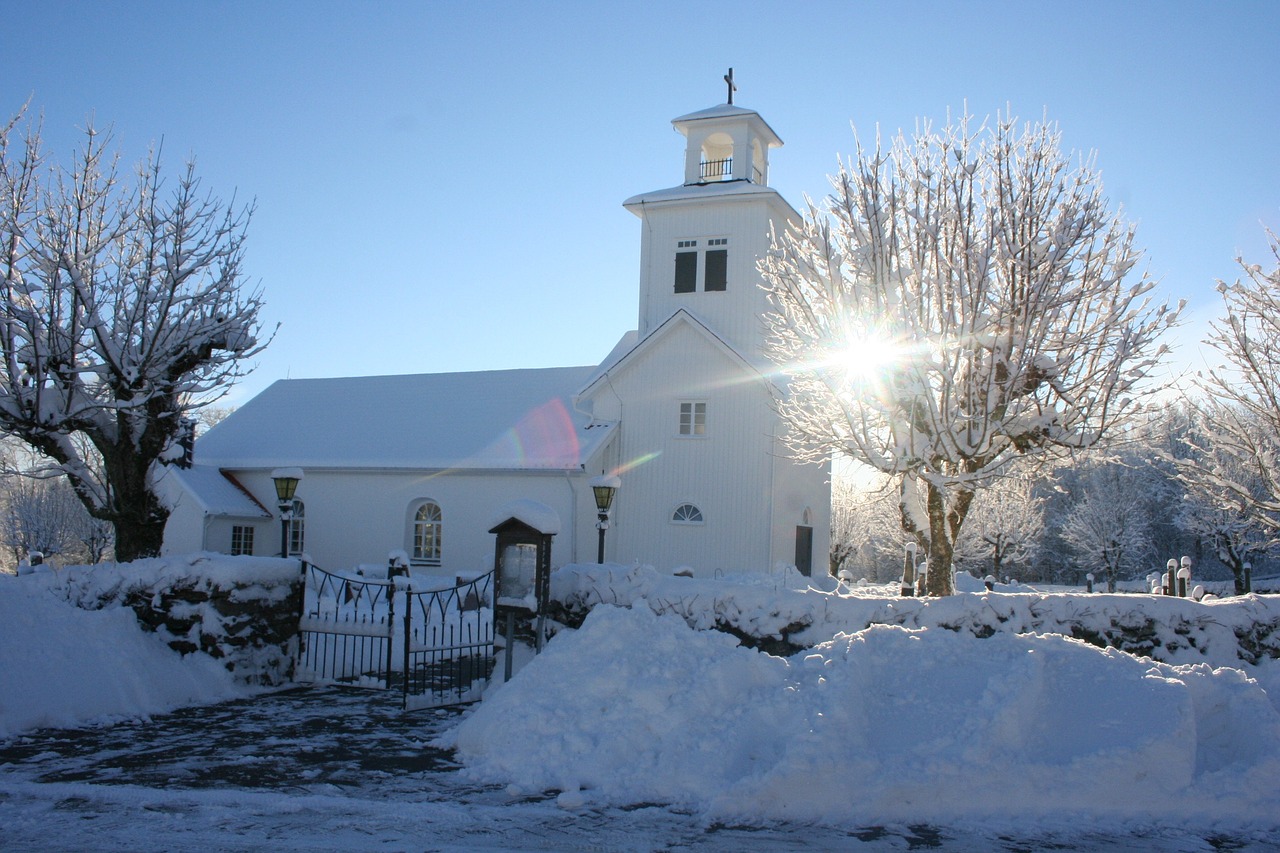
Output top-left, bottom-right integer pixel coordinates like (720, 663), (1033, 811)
(1177, 230), (1280, 546)
(761, 111), (1179, 595)
(1175, 405), (1275, 594)
(830, 471), (902, 582)
(0, 473), (83, 565)
(1059, 462), (1154, 592)
(953, 473), (1044, 582)
(0, 110), (271, 561)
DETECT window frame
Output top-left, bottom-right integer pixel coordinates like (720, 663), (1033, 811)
(671, 503), (705, 525)
(287, 499), (305, 556)
(230, 525), (255, 556)
(678, 401), (707, 437)
(411, 500), (444, 566)
(674, 240), (698, 293)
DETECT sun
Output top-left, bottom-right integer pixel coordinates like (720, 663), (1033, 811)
(829, 330), (902, 385)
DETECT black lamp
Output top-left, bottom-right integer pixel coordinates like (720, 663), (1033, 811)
(588, 474), (620, 564)
(271, 468), (303, 558)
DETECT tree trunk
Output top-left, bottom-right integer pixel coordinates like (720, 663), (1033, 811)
(97, 447), (170, 563)
(923, 480), (974, 596)
(112, 514), (167, 563)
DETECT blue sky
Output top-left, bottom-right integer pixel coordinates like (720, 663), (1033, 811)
(3, 0), (1277, 405)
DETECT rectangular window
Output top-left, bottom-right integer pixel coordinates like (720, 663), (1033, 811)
(231, 525), (254, 556)
(674, 251), (697, 293)
(705, 248), (727, 291)
(679, 402), (707, 436)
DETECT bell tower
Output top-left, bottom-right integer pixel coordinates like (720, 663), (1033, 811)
(623, 81), (795, 361)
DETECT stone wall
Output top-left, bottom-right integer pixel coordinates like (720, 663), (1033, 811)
(45, 554), (302, 685)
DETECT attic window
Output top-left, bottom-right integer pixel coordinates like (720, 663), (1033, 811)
(679, 402), (706, 436)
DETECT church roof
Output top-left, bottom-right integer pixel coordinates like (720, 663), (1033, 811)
(195, 366), (612, 472)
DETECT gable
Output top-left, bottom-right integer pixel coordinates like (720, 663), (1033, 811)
(197, 366), (614, 471)
(577, 310), (778, 407)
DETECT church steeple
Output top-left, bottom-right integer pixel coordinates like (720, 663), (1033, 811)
(622, 88), (797, 357)
(670, 73), (782, 187)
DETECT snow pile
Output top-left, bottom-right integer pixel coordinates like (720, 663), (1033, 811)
(451, 604), (1280, 828)
(19, 553), (303, 684)
(0, 574), (250, 739)
(551, 563), (1280, 666)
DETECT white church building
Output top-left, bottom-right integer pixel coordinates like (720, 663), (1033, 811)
(160, 94), (831, 580)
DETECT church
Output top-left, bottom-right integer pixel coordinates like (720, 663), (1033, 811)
(160, 89), (831, 581)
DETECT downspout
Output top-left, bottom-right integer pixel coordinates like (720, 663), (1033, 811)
(563, 470), (580, 564)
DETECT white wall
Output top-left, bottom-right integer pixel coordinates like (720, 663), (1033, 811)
(208, 467), (619, 579)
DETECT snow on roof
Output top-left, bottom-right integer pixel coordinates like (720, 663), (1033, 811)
(197, 366), (613, 472)
(489, 499), (561, 535)
(163, 464), (272, 518)
(623, 180), (784, 209)
(670, 103), (783, 147)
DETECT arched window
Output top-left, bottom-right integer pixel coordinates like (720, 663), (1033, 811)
(672, 503), (704, 525)
(288, 500), (305, 556)
(412, 501), (443, 565)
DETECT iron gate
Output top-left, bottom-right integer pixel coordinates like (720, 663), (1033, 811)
(295, 562), (495, 710)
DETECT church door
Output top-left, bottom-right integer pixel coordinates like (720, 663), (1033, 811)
(794, 525), (814, 577)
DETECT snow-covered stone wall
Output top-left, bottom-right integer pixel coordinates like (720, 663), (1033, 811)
(27, 554), (301, 685)
(550, 563), (1280, 668)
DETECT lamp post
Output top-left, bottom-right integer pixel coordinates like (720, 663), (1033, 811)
(271, 467), (303, 558)
(589, 474), (620, 564)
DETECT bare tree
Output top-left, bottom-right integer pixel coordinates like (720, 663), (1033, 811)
(0, 109), (272, 561)
(761, 111), (1180, 594)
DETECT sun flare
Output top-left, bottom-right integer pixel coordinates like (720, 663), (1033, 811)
(829, 332), (902, 384)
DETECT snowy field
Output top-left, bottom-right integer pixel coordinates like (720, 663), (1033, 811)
(2, 558), (1280, 851)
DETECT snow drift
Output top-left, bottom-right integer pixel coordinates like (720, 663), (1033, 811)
(451, 604), (1280, 828)
(0, 574), (250, 739)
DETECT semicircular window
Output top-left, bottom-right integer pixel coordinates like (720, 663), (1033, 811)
(672, 503), (704, 525)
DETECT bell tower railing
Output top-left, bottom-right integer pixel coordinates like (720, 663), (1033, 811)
(699, 157), (733, 181)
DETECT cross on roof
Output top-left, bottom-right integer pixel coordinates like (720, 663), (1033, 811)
(724, 68), (737, 105)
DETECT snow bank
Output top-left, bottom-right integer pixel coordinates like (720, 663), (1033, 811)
(450, 605), (1280, 828)
(0, 575), (250, 739)
(551, 563), (1280, 666)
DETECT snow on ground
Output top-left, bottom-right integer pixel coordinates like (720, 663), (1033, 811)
(0, 568), (254, 739)
(2, 555), (1280, 850)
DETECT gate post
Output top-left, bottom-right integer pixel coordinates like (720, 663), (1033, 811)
(388, 552), (409, 688)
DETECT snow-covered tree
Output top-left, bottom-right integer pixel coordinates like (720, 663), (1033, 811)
(0, 473), (84, 565)
(1059, 462), (1154, 592)
(1177, 229), (1280, 551)
(761, 111), (1179, 595)
(0, 110), (271, 561)
(830, 471), (902, 582)
(953, 473), (1044, 581)
(1175, 405), (1275, 594)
